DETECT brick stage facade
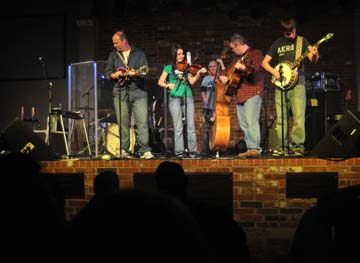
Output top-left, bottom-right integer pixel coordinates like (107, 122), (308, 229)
(40, 157), (360, 262)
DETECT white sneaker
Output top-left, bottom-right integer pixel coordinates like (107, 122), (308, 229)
(140, 151), (154, 159)
(120, 150), (131, 159)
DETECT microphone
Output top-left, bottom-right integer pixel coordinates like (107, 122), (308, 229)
(279, 65), (283, 74)
(278, 65), (285, 83)
(38, 56), (44, 63)
(186, 51), (192, 65)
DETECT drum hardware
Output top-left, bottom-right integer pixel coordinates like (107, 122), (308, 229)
(103, 123), (137, 157)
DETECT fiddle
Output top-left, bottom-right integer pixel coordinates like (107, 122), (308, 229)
(175, 61), (188, 72)
(188, 64), (203, 75)
(175, 60), (204, 75)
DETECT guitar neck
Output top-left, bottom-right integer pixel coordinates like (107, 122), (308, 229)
(293, 37), (325, 69)
(293, 50), (310, 69)
(120, 67), (147, 77)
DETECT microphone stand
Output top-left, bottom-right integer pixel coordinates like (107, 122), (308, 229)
(81, 86), (94, 153)
(182, 71), (190, 158)
(40, 57), (54, 146)
(279, 66), (290, 156)
(115, 85), (129, 159)
(172, 68), (202, 159)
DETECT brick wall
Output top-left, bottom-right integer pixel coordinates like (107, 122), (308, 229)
(41, 157), (360, 262)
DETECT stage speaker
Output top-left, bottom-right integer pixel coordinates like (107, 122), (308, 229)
(305, 91), (342, 151)
(286, 172), (338, 198)
(41, 173), (85, 198)
(2, 118), (56, 161)
(312, 110), (360, 158)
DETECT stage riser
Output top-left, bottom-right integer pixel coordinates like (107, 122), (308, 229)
(39, 158), (360, 263)
(40, 158), (360, 222)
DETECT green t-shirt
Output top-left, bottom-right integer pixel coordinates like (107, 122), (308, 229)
(164, 64), (193, 97)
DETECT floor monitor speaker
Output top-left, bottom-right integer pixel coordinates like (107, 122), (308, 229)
(312, 110), (360, 158)
(2, 118), (56, 161)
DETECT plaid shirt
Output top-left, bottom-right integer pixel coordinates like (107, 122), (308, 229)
(231, 47), (264, 104)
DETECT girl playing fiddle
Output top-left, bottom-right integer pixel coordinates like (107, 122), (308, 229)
(157, 43), (206, 157)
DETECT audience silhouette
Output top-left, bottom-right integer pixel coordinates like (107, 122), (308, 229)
(4, 150), (359, 263)
(0, 152), (69, 260)
(289, 185), (360, 263)
(154, 161), (250, 263)
(70, 188), (211, 262)
(93, 170), (120, 196)
(91, 170), (120, 204)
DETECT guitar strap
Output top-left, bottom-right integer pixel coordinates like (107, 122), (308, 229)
(295, 36), (303, 60)
(116, 51), (129, 69)
(116, 51), (131, 85)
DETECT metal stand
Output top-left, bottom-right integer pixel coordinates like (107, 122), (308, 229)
(162, 87), (174, 157)
(51, 110), (91, 158)
(279, 67), (290, 155)
(81, 86), (93, 146)
(39, 57), (54, 146)
(113, 88), (132, 159)
(148, 95), (166, 156)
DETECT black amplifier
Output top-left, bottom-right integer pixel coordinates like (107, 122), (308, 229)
(306, 72), (340, 92)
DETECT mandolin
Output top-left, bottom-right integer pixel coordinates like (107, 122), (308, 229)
(116, 65), (149, 87)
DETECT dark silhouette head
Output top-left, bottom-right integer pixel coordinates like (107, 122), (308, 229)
(94, 171), (119, 196)
(70, 188), (210, 262)
(155, 161), (188, 197)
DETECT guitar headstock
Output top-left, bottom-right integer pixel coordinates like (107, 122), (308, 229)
(324, 33), (334, 41)
(220, 40), (230, 59)
(138, 66), (149, 76)
(318, 33), (334, 46)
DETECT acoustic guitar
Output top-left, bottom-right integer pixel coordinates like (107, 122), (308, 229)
(272, 33), (334, 91)
(223, 53), (249, 96)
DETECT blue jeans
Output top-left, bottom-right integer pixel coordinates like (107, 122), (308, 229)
(201, 109), (213, 155)
(169, 96), (197, 155)
(236, 95), (262, 153)
(113, 88), (151, 154)
(275, 84), (306, 150)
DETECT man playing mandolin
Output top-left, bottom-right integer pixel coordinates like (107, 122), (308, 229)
(262, 17), (319, 157)
(105, 30), (154, 159)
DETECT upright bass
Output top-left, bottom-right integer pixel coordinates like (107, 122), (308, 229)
(209, 42), (231, 152)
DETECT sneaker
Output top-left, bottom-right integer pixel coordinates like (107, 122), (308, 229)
(238, 150), (261, 158)
(293, 149), (304, 157)
(140, 151), (154, 159)
(120, 149), (131, 159)
(189, 154), (201, 159)
(272, 149), (285, 157)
